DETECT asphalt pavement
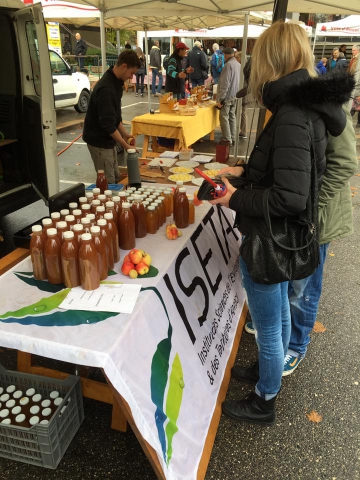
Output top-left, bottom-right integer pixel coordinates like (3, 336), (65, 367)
(0, 92), (359, 480)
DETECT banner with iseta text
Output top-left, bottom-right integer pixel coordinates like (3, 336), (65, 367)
(0, 203), (244, 480)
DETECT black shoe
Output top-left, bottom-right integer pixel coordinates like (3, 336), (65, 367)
(231, 360), (259, 384)
(222, 391), (276, 425)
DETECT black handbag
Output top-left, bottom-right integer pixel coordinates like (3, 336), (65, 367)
(240, 114), (320, 285)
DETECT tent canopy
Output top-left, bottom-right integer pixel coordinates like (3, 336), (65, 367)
(315, 15), (360, 37)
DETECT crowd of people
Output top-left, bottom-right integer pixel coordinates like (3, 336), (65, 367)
(79, 23), (357, 426)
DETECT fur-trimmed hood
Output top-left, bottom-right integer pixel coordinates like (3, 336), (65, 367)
(263, 69), (354, 136)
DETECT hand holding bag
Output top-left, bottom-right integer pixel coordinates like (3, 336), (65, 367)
(240, 113), (320, 285)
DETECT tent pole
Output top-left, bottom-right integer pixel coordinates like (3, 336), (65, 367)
(116, 30), (121, 55)
(233, 13), (249, 163)
(144, 28), (152, 113)
(100, 8), (107, 77)
(322, 37), (326, 57)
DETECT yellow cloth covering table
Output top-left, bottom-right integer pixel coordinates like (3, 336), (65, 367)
(131, 105), (220, 157)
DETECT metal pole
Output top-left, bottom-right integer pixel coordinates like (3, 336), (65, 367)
(100, 9), (107, 77)
(116, 30), (121, 55)
(144, 28), (152, 113)
(233, 14), (249, 163)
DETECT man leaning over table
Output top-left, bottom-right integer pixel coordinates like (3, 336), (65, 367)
(83, 50), (141, 184)
(216, 47), (240, 146)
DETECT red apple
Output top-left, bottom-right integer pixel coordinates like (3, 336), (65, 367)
(121, 260), (135, 276)
(135, 262), (150, 275)
(129, 249), (143, 265)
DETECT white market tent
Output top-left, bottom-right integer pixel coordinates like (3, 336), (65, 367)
(315, 15), (360, 37)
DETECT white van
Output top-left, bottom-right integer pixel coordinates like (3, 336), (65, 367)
(0, 0), (59, 217)
(49, 49), (90, 112)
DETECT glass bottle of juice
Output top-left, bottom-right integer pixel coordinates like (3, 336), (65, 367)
(91, 199), (100, 215)
(78, 196), (88, 207)
(154, 199), (165, 226)
(50, 212), (61, 226)
(112, 196), (120, 216)
(96, 170), (108, 194)
(130, 195), (147, 238)
(42, 218), (53, 237)
(96, 205), (105, 221)
(104, 212), (120, 264)
(150, 202), (161, 230)
(30, 225), (47, 280)
(80, 217), (91, 234)
(85, 191), (94, 204)
(97, 219), (114, 271)
(174, 187), (189, 228)
(72, 224), (84, 244)
(69, 202), (78, 215)
(92, 187), (100, 200)
(98, 194), (106, 206)
(90, 225), (108, 280)
(78, 233), (100, 291)
(173, 181), (183, 224)
(157, 196), (166, 225)
(164, 189), (173, 216)
(118, 202), (135, 250)
(56, 221), (68, 242)
(64, 214), (76, 230)
(44, 228), (63, 284)
(104, 190), (113, 203)
(146, 206), (157, 234)
(81, 203), (91, 217)
(73, 209), (82, 224)
(105, 201), (118, 229)
(61, 231), (80, 288)
(86, 213), (96, 228)
(60, 209), (70, 221)
(188, 195), (195, 224)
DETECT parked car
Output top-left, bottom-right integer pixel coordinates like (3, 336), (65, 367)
(49, 49), (90, 112)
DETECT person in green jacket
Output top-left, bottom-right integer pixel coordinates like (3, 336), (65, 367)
(244, 107), (357, 375)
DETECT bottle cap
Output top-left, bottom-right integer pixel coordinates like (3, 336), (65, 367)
(81, 203), (91, 210)
(92, 188), (101, 194)
(150, 202), (157, 207)
(85, 192), (94, 198)
(96, 206), (105, 212)
(5, 386), (14, 394)
(0, 409), (9, 418)
(81, 233), (92, 241)
(97, 170), (104, 174)
(26, 388), (36, 397)
(47, 228), (57, 236)
(104, 190), (112, 196)
(29, 416), (40, 426)
(112, 196), (120, 202)
(81, 218), (91, 225)
(57, 221), (67, 229)
(133, 194), (142, 201)
(41, 399), (51, 408)
(122, 202), (131, 209)
(51, 212), (61, 220)
(176, 181), (183, 186)
(79, 196), (88, 203)
(73, 224), (84, 232)
(32, 394), (42, 403)
(40, 419), (49, 425)
(92, 199), (100, 206)
(15, 414), (26, 423)
(65, 215), (75, 222)
(179, 187), (186, 192)
(32, 225), (43, 233)
(1, 418), (11, 424)
(50, 391), (60, 399)
(73, 209), (82, 216)
(127, 148), (136, 154)
(147, 206), (155, 211)
(30, 405), (40, 415)
(54, 397), (63, 407)
(90, 226), (100, 234)
(105, 201), (114, 207)
(12, 406), (21, 415)
(0, 387), (3, 395)
(42, 408), (52, 417)
(86, 214), (96, 221)
(98, 194), (106, 201)
(158, 196), (165, 201)
(104, 213), (113, 220)
(0, 394), (9, 402)
(119, 192), (127, 197)
(60, 209), (70, 216)
(97, 219), (106, 226)
(42, 218), (52, 226)
(63, 231), (74, 240)
(69, 202), (78, 209)
(5, 399), (15, 409)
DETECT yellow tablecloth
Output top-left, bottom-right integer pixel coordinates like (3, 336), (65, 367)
(131, 105), (220, 150)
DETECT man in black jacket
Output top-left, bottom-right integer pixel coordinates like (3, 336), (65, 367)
(83, 50), (141, 183)
(186, 41), (208, 87)
(75, 32), (87, 72)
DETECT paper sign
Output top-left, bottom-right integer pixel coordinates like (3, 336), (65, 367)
(59, 283), (142, 314)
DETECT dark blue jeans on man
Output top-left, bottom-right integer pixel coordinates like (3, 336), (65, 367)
(151, 68), (163, 94)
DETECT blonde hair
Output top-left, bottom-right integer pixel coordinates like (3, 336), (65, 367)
(249, 21), (317, 104)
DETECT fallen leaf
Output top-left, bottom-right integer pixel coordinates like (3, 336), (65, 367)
(306, 410), (322, 423)
(328, 252), (335, 257)
(313, 321), (326, 333)
(75, 162), (82, 166)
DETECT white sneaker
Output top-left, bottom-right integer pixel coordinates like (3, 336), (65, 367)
(135, 93), (139, 97)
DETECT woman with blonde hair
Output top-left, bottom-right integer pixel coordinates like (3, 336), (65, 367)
(211, 21), (353, 425)
(135, 47), (146, 97)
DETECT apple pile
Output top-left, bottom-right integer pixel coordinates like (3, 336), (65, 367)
(166, 223), (182, 240)
(121, 249), (152, 279)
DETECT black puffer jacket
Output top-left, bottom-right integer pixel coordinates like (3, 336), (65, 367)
(229, 69), (354, 235)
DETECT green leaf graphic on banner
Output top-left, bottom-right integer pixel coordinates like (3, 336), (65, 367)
(0, 289), (70, 319)
(14, 272), (65, 293)
(165, 353), (184, 465)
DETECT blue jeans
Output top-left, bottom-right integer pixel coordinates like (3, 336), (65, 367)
(135, 73), (145, 94)
(191, 78), (204, 87)
(151, 68), (163, 94)
(288, 243), (329, 357)
(213, 76), (220, 85)
(240, 257), (291, 400)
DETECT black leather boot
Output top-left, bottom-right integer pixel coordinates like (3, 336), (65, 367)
(222, 391), (276, 425)
(231, 360), (259, 384)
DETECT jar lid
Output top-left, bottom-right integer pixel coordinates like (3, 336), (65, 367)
(0, 394), (9, 402)
(0, 409), (9, 418)
(85, 192), (94, 198)
(60, 209), (70, 215)
(31, 225), (43, 233)
(57, 221), (67, 229)
(69, 202), (78, 208)
(51, 212), (61, 219)
(97, 169), (104, 174)
(104, 190), (112, 196)
(26, 388), (36, 397)
(41, 399), (51, 408)
(79, 196), (87, 202)
(179, 187), (186, 192)
(50, 391), (59, 399)
(42, 408), (52, 417)
(40, 419), (49, 425)
(73, 224), (84, 231)
(81, 233), (92, 241)
(90, 226), (100, 234)
(118, 192), (127, 197)
(1, 418), (11, 425)
(54, 397), (63, 407)
(92, 199), (100, 205)
(47, 228), (58, 236)
(96, 206), (105, 212)
(127, 148), (136, 154)
(33, 394), (42, 402)
(104, 213), (113, 220)
(13, 390), (23, 399)
(6, 399), (15, 408)
(105, 201), (114, 207)
(97, 219), (106, 226)
(122, 202), (131, 208)
(20, 397), (29, 406)
(112, 196), (120, 201)
(81, 218), (90, 224)
(86, 214), (96, 220)
(65, 215), (75, 222)
(73, 209), (82, 216)
(63, 231), (74, 239)
(15, 414), (25, 423)
(158, 196), (165, 200)
(147, 206), (155, 211)
(92, 188), (101, 194)
(98, 194), (106, 200)
(30, 405), (40, 415)
(81, 203), (91, 209)
(12, 406), (21, 415)
(29, 416), (40, 426)
(42, 218), (52, 226)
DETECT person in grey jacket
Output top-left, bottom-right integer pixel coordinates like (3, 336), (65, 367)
(186, 41), (208, 87)
(216, 47), (240, 145)
(149, 40), (163, 96)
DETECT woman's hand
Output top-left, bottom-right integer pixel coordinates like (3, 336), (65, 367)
(217, 165), (245, 177)
(209, 177), (236, 208)
(186, 66), (194, 74)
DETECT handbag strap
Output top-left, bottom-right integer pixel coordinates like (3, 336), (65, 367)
(263, 111), (318, 252)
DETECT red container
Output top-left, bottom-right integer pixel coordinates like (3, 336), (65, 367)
(216, 140), (230, 164)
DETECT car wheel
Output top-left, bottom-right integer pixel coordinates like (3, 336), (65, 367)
(74, 90), (90, 113)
